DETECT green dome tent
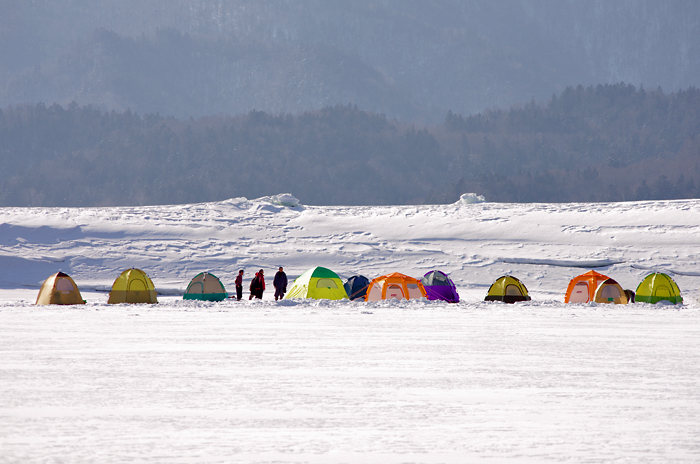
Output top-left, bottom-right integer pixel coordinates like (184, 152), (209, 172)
(184, 272), (228, 301)
(635, 273), (682, 304)
(286, 267), (348, 300)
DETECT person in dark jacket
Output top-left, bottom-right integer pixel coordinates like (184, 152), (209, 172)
(249, 269), (265, 300)
(234, 269), (244, 300)
(273, 267), (288, 301)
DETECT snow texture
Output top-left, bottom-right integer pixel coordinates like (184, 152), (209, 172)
(1, 196), (699, 463)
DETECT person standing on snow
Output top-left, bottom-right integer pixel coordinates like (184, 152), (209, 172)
(234, 269), (244, 300)
(273, 267), (288, 301)
(249, 269), (265, 300)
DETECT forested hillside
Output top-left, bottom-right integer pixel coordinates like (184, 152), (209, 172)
(2, 84), (699, 206)
(444, 84), (700, 202)
(2, 0), (698, 121)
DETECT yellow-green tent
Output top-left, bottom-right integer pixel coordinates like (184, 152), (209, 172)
(36, 272), (86, 305)
(107, 268), (158, 304)
(484, 275), (531, 303)
(285, 267), (348, 300)
(635, 273), (682, 304)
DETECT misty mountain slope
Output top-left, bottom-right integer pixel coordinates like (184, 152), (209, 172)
(2, 0), (698, 120)
(3, 84), (699, 208)
(6, 29), (418, 120)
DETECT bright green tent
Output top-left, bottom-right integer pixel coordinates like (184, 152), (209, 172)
(285, 267), (348, 300)
(635, 273), (683, 304)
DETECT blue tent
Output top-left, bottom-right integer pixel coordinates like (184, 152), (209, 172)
(343, 275), (370, 301)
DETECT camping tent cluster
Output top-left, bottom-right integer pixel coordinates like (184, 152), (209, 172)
(36, 268), (160, 306)
(482, 270), (684, 305)
(563, 270), (683, 305)
(286, 267), (451, 302)
(33, 267), (685, 306)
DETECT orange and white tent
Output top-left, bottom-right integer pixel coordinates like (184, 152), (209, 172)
(564, 270), (610, 303)
(365, 272), (427, 301)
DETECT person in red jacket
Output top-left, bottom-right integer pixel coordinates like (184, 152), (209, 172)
(249, 269), (265, 299)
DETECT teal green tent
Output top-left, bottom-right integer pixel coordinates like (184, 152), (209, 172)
(184, 272), (228, 301)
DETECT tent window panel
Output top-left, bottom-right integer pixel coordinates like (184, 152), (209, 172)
(432, 274), (450, 286)
(601, 285), (621, 300)
(655, 286), (671, 297)
(386, 284), (405, 300)
(316, 278), (338, 289)
(129, 279), (147, 291)
(570, 282), (590, 303)
(203, 281), (224, 293)
(505, 284), (523, 296)
(55, 278), (75, 292)
(367, 283), (382, 301)
(406, 283), (422, 299)
(188, 282), (204, 294)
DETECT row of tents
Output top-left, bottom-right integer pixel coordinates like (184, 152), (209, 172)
(563, 270), (683, 305)
(483, 270), (684, 305)
(34, 267), (464, 305)
(34, 267), (684, 306)
(36, 268), (159, 305)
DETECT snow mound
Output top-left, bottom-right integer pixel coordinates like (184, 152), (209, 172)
(459, 193), (486, 204)
(260, 193), (300, 207)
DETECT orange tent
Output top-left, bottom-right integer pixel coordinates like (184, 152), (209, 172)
(564, 270), (610, 303)
(365, 272), (427, 301)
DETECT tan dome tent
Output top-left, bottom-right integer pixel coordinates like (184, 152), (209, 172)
(593, 278), (628, 304)
(107, 268), (158, 304)
(36, 272), (86, 305)
(484, 275), (531, 303)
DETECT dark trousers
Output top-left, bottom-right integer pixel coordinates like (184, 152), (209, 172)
(250, 288), (263, 299)
(236, 285), (242, 300)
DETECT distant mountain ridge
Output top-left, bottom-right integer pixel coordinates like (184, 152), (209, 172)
(2, 0), (699, 121)
(2, 83), (699, 206)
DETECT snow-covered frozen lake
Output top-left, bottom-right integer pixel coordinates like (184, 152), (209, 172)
(2, 196), (700, 462)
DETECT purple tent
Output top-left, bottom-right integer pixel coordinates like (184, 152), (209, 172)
(421, 270), (460, 303)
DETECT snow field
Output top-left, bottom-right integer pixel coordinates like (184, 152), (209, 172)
(1, 196), (700, 462)
(1, 300), (699, 463)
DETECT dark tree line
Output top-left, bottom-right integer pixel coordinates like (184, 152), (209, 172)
(1, 83), (699, 206)
(442, 83), (700, 202)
